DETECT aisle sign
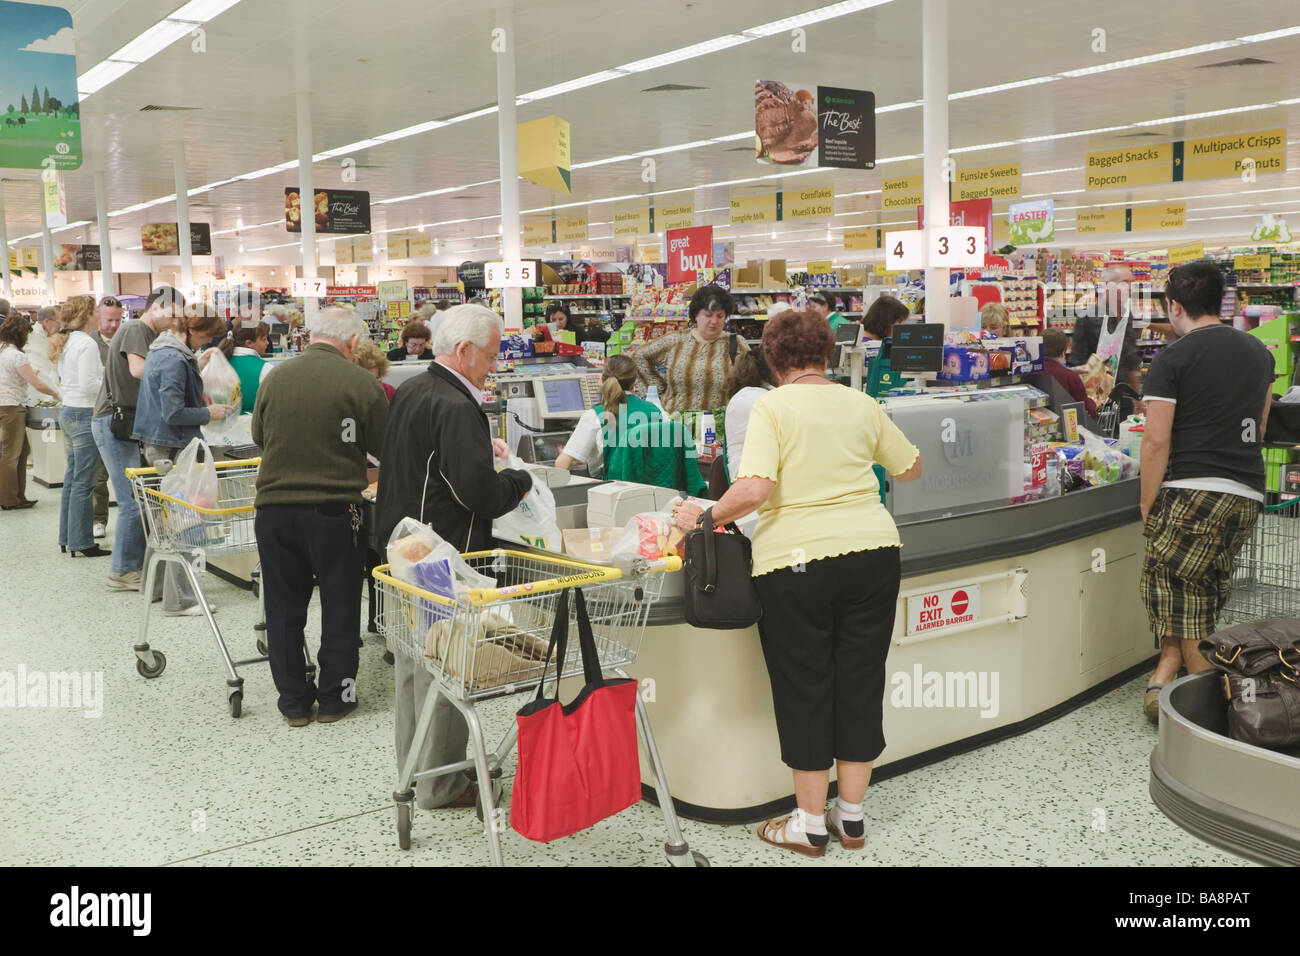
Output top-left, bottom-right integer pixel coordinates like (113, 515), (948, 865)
(658, 203), (694, 231)
(291, 278), (327, 298)
(884, 230), (925, 271)
(387, 238), (409, 259)
(408, 236), (432, 258)
(44, 171), (67, 228)
(21, 247), (39, 272)
(843, 227), (881, 251)
(882, 174), (923, 210)
(1130, 203), (1185, 231)
(353, 241), (373, 263)
(1075, 207), (1127, 234)
(555, 216), (588, 243)
(1085, 128), (1287, 189)
(1234, 254), (1271, 271)
(905, 584), (982, 636)
(485, 260), (539, 288)
(730, 192), (780, 226)
(1085, 144), (1177, 190)
(523, 217), (555, 246)
(335, 243), (354, 264)
(517, 114), (571, 194)
(666, 225), (713, 284)
(783, 185), (836, 220)
(807, 260), (833, 274)
(955, 163), (1021, 202)
(1168, 242), (1204, 265)
(613, 204), (653, 237)
(377, 279), (408, 299)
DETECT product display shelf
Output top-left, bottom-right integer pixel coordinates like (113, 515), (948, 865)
(542, 292), (631, 299)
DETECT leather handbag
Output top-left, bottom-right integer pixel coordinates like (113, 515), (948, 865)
(1200, 619), (1300, 751)
(681, 507), (762, 629)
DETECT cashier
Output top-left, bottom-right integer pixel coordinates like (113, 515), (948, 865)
(534, 304), (574, 343)
(806, 291), (847, 332)
(861, 296), (910, 342)
(387, 320), (434, 362)
(554, 355), (652, 476)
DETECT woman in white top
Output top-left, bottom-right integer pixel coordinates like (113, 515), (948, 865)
(723, 324), (779, 484)
(50, 297), (110, 556)
(0, 314), (60, 509)
(554, 355), (645, 477)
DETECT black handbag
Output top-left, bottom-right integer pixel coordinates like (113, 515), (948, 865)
(109, 403), (135, 441)
(681, 508), (762, 629)
(1200, 619), (1300, 752)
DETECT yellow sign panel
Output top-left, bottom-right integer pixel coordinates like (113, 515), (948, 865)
(1168, 242), (1204, 265)
(7, 252), (16, 272)
(993, 217), (1010, 245)
(377, 279), (408, 299)
(658, 203), (694, 231)
(21, 248), (40, 269)
(387, 238), (409, 259)
(1074, 207), (1127, 234)
(1185, 128), (1284, 161)
(517, 114), (571, 194)
(335, 242), (354, 264)
(523, 218), (554, 246)
(613, 204), (653, 237)
(1085, 143), (1174, 173)
(730, 192), (779, 225)
(807, 260), (833, 274)
(555, 216), (588, 243)
(955, 163), (1021, 202)
(1234, 254), (1272, 271)
(1085, 163), (1173, 190)
(1185, 151), (1285, 182)
(353, 240), (373, 263)
(843, 228), (879, 251)
(881, 174), (923, 210)
(636, 243), (662, 263)
(386, 299), (411, 320)
(873, 264), (898, 277)
(1130, 204), (1185, 231)
(408, 236), (431, 258)
(784, 186), (835, 220)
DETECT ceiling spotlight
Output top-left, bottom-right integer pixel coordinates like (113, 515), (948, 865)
(771, 229), (777, 241)
(417, 223), (425, 232)
(238, 244), (245, 253)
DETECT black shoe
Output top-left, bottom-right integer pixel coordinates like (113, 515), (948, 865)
(70, 545), (112, 558)
(383, 650), (395, 665)
(316, 702), (358, 724)
(2, 501), (36, 510)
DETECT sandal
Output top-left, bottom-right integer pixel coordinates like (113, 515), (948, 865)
(1143, 685), (1163, 725)
(756, 813), (827, 858)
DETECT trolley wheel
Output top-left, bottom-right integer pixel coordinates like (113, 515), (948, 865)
(691, 850), (710, 868)
(136, 650), (166, 679)
(396, 803), (412, 850)
(228, 690), (242, 718)
(256, 637), (268, 657)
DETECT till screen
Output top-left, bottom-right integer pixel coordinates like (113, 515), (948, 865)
(542, 377), (585, 412)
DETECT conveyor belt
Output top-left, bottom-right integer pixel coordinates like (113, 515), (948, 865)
(1149, 672), (1300, 866)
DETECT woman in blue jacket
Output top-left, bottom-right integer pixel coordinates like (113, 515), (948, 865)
(133, 309), (232, 615)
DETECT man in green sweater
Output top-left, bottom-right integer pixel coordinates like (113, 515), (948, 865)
(252, 307), (389, 726)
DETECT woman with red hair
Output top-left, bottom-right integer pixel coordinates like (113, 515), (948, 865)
(674, 309), (923, 859)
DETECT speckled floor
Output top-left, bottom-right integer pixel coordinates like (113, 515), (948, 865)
(0, 479), (1251, 866)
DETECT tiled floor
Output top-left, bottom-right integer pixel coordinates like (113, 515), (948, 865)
(0, 481), (1251, 866)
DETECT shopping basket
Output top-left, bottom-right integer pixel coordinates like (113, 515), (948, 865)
(125, 456), (312, 717)
(1218, 498), (1300, 626)
(373, 549), (708, 867)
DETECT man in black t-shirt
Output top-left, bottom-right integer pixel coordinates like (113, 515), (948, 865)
(1138, 260), (1274, 724)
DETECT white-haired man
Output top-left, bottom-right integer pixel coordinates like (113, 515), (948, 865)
(1067, 264), (1143, 411)
(252, 307), (389, 727)
(376, 304), (533, 810)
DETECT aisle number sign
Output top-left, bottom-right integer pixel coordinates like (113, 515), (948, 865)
(906, 585), (982, 636)
(1085, 128), (1285, 189)
(485, 260), (538, 288)
(1168, 243), (1204, 265)
(884, 230), (925, 270)
(885, 228), (984, 270)
(291, 278), (327, 298)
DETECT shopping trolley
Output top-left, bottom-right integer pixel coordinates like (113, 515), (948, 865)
(125, 456), (312, 717)
(1219, 498), (1300, 626)
(373, 549), (708, 867)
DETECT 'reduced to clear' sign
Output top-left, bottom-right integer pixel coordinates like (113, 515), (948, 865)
(905, 585), (982, 636)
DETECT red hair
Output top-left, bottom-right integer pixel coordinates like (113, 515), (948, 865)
(761, 309), (835, 378)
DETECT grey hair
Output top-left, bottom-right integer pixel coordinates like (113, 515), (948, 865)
(307, 306), (365, 344)
(432, 304), (502, 355)
(264, 304), (289, 320)
(37, 306), (58, 325)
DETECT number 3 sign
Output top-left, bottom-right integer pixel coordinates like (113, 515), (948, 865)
(930, 226), (984, 267)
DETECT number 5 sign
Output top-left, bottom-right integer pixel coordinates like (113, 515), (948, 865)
(485, 260), (538, 288)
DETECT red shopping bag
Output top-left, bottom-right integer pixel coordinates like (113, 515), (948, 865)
(511, 588), (641, 843)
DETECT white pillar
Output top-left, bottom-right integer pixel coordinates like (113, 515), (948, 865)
(94, 170), (114, 298)
(922, 0), (950, 330)
(496, 2), (522, 332)
(296, 90), (318, 326)
(39, 191), (55, 301)
(173, 131), (193, 294)
(0, 184), (11, 300)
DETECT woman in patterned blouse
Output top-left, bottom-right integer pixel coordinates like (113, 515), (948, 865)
(633, 286), (748, 416)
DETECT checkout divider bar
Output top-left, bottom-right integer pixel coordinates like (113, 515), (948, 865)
(893, 568), (1029, 647)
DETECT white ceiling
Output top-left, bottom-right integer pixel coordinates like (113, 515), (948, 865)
(2, 0), (1299, 264)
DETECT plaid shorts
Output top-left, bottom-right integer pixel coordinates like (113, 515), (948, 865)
(1140, 487), (1260, 647)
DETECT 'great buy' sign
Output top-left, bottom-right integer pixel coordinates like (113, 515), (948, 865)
(666, 225), (713, 284)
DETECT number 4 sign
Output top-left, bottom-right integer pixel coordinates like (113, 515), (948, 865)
(884, 230), (925, 271)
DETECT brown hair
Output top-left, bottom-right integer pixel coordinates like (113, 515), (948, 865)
(761, 309), (835, 379)
(724, 347), (773, 402)
(48, 296), (96, 363)
(0, 314), (30, 350)
(352, 338), (391, 378)
(862, 295), (909, 339)
(399, 320), (432, 345)
(234, 321), (269, 349)
(181, 312), (232, 358)
(1043, 328), (1069, 359)
(599, 354), (637, 411)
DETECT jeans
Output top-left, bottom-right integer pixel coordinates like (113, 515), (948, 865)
(254, 503), (363, 718)
(58, 407), (98, 551)
(91, 415), (146, 574)
(140, 443), (198, 610)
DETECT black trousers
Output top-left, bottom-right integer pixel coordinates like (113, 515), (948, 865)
(254, 503), (363, 718)
(753, 547), (901, 771)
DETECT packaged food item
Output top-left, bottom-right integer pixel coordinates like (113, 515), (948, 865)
(562, 527), (621, 564)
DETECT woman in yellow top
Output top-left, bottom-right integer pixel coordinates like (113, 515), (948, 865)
(674, 309), (922, 859)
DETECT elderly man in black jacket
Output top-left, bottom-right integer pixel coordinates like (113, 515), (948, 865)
(376, 304), (532, 810)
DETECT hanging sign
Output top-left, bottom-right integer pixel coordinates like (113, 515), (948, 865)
(285, 188), (371, 234)
(918, 198), (994, 260)
(843, 228), (881, 251)
(612, 203), (653, 237)
(816, 86), (875, 170)
(517, 114), (571, 194)
(555, 216), (588, 243)
(666, 225), (714, 284)
(783, 185), (835, 220)
(658, 203), (694, 231)
(1085, 128), (1286, 189)
(335, 242), (354, 264)
(141, 223), (212, 255)
(408, 236), (432, 257)
(755, 79), (819, 167)
(882, 174), (924, 210)
(729, 192), (780, 226)
(485, 260), (540, 288)
(43, 170), (66, 228)
(1130, 203), (1185, 231)
(1074, 207), (1128, 234)
(1168, 242), (1204, 265)
(523, 217), (556, 246)
(53, 243), (99, 271)
(955, 163), (1021, 202)
(376, 279), (408, 299)
(387, 238), (410, 259)
(0, 2), (82, 170)
(1234, 254), (1271, 271)
(1007, 199), (1054, 245)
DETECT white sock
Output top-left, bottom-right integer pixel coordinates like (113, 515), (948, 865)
(835, 798), (864, 821)
(800, 809), (827, 835)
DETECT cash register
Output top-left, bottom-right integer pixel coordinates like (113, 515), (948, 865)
(503, 370), (604, 464)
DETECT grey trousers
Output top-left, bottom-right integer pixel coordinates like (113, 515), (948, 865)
(394, 646), (471, 808)
(141, 443), (199, 611)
